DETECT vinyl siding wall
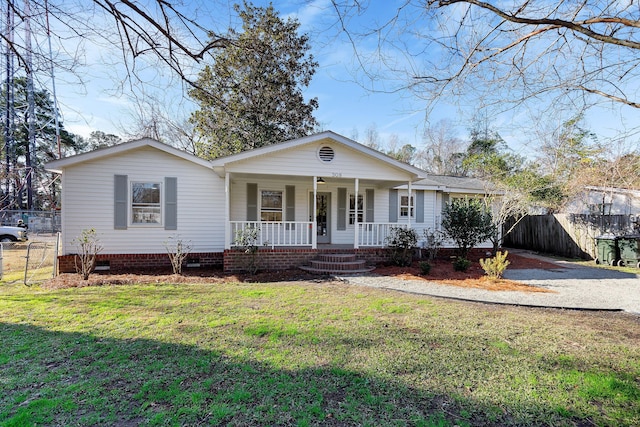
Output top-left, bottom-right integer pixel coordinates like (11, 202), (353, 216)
(60, 147), (225, 255)
(224, 142), (416, 181)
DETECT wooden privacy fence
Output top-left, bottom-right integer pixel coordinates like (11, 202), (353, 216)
(503, 214), (636, 259)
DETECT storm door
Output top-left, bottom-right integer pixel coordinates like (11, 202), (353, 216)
(310, 192), (331, 244)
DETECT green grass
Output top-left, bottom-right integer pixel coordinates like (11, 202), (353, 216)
(1, 280), (639, 426)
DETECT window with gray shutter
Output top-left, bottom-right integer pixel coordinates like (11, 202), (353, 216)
(337, 187), (346, 230)
(247, 183), (258, 221)
(114, 174), (128, 229)
(388, 189), (398, 222)
(165, 177), (178, 230)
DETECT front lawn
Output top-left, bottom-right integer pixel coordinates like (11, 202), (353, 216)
(1, 279), (639, 426)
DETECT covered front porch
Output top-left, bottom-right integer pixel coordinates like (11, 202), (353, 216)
(223, 174), (416, 250)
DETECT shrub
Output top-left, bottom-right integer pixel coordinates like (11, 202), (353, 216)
(73, 228), (102, 280)
(480, 250), (511, 279)
(164, 235), (192, 275)
(441, 197), (493, 258)
(453, 257), (471, 272)
(423, 228), (446, 261)
(385, 227), (418, 267)
(234, 227), (261, 274)
(419, 261), (431, 276)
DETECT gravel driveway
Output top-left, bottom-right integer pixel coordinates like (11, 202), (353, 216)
(340, 250), (640, 314)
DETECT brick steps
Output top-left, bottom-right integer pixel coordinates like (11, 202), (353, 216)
(300, 252), (375, 275)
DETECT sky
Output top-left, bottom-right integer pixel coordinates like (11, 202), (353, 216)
(11, 0), (639, 160)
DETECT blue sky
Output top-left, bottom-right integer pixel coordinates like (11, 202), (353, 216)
(46, 0), (636, 159)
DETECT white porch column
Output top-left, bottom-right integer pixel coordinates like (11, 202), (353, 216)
(354, 178), (359, 249)
(224, 172), (230, 249)
(312, 176), (317, 249)
(407, 180), (412, 229)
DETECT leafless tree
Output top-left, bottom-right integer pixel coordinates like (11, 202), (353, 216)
(330, 1), (640, 119)
(415, 119), (467, 175)
(3, 1), (230, 91)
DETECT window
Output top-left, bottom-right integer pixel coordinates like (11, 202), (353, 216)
(400, 194), (414, 218)
(131, 182), (161, 224)
(261, 190), (283, 221)
(349, 193), (363, 225)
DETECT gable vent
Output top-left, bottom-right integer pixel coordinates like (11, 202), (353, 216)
(318, 146), (335, 162)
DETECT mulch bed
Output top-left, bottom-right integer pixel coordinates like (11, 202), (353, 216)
(43, 253), (559, 293)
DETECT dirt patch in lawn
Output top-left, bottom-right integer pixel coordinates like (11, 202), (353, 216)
(42, 253), (558, 292)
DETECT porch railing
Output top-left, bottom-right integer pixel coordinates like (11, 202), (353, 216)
(230, 221), (314, 248)
(357, 222), (408, 247)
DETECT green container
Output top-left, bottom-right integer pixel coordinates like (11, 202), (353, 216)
(618, 235), (640, 268)
(595, 235), (619, 266)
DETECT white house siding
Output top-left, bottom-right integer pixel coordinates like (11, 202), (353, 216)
(224, 141), (415, 182)
(60, 146), (224, 255)
(229, 176), (410, 245)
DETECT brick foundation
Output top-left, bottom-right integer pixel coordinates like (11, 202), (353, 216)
(57, 252), (223, 273)
(57, 247), (494, 274)
(222, 247), (393, 272)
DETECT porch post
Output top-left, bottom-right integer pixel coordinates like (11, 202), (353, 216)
(224, 172), (230, 249)
(407, 180), (412, 229)
(312, 176), (317, 249)
(354, 178), (359, 249)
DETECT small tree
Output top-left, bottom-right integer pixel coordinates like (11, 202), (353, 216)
(234, 227), (261, 274)
(73, 228), (102, 280)
(441, 197), (494, 259)
(164, 235), (192, 275)
(385, 227), (418, 266)
(423, 227), (446, 261)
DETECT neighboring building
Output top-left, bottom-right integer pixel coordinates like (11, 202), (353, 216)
(45, 131), (496, 272)
(565, 186), (640, 216)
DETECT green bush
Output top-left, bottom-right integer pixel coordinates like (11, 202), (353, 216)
(419, 261), (431, 275)
(453, 257), (471, 272)
(385, 227), (418, 267)
(479, 250), (511, 279)
(441, 197), (493, 258)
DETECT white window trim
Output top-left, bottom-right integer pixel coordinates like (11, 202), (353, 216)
(399, 191), (415, 219)
(348, 192), (364, 226)
(259, 188), (284, 222)
(130, 181), (163, 227)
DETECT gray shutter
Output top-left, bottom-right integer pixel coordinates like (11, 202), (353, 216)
(416, 190), (424, 223)
(285, 185), (295, 221)
(365, 189), (374, 222)
(114, 174), (128, 229)
(337, 187), (347, 230)
(389, 189), (398, 223)
(165, 177), (178, 230)
(247, 183), (258, 221)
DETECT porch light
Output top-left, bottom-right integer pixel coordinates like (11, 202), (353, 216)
(316, 177), (326, 184)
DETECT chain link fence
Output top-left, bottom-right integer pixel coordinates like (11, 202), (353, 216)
(0, 234), (60, 286)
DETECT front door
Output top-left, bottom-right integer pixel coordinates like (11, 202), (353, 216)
(310, 192), (331, 244)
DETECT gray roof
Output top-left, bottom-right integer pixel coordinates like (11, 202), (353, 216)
(420, 175), (490, 191)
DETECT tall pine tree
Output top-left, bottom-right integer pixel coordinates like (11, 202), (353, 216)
(189, 2), (318, 159)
